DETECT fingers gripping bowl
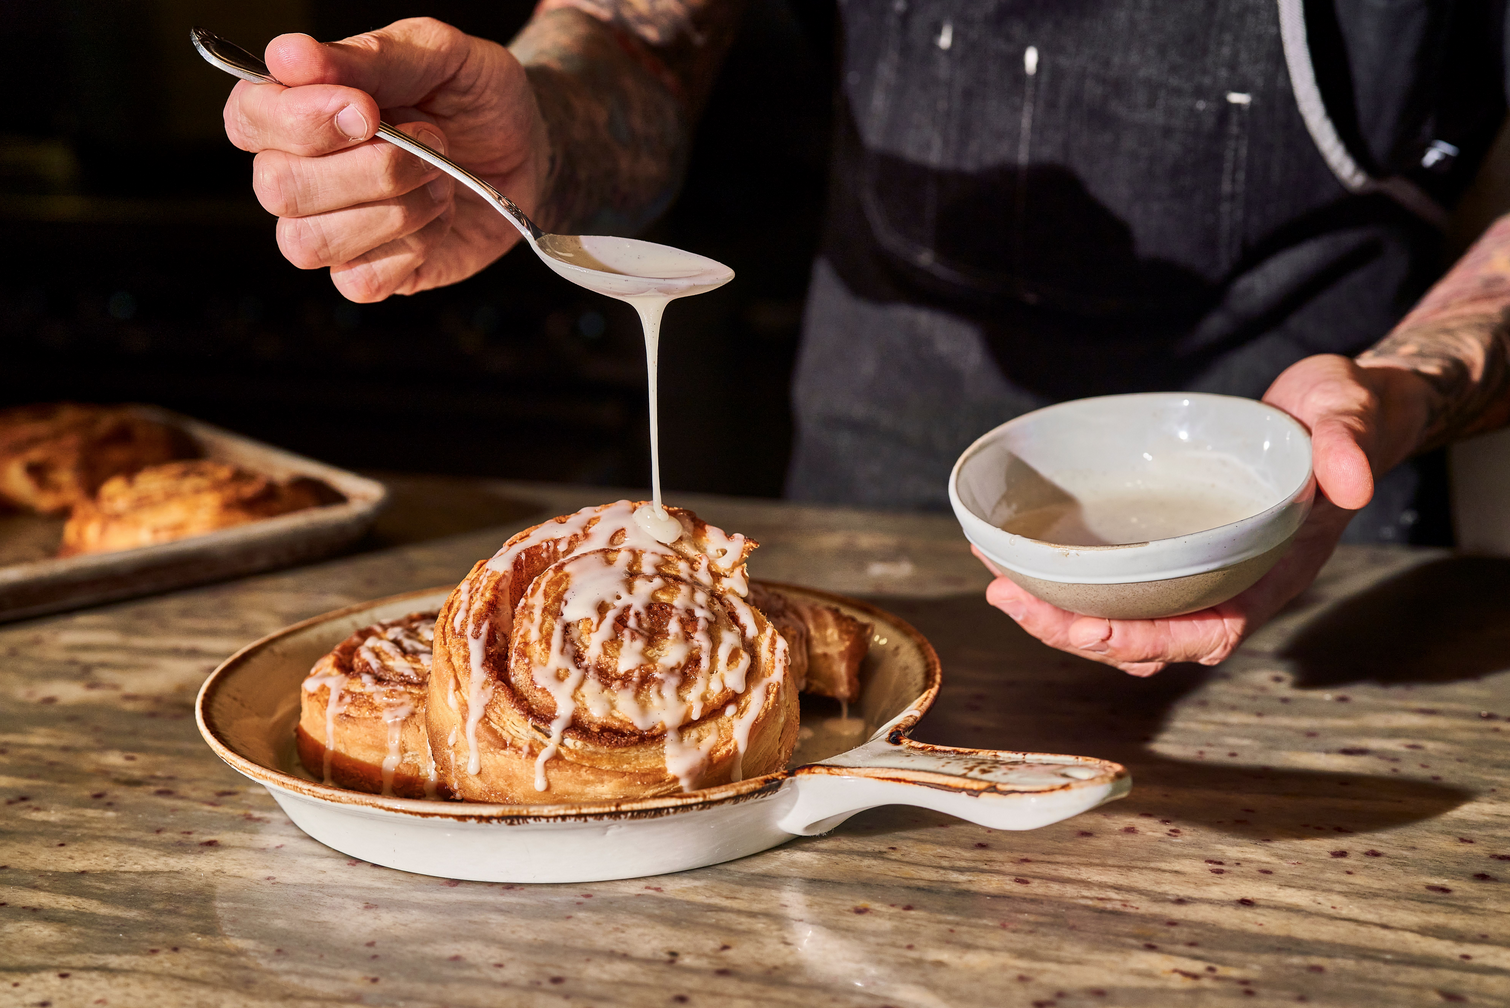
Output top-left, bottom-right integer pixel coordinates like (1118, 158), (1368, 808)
(949, 393), (1316, 620)
(197, 504), (1128, 883)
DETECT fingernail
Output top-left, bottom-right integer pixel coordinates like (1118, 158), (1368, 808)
(336, 105), (368, 142)
(426, 178), (449, 203)
(998, 601), (1026, 622)
(416, 128), (445, 152)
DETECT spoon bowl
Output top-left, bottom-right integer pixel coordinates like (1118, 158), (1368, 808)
(536, 234), (734, 298)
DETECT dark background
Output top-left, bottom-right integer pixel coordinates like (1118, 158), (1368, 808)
(0, 0), (836, 497)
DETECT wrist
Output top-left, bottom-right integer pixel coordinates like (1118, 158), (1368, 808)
(510, 8), (606, 237)
(1356, 307), (1510, 451)
(514, 65), (570, 235)
(1353, 357), (1442, 462)
(509, 6), (690, 239)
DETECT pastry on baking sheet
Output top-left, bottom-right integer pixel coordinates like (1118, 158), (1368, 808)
(59, 459), (334, 557)
(297, 612), (440, 798)
(0, 403), (193, 514)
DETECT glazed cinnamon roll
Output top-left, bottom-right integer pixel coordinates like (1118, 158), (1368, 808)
(297, 611), (442, 798)
(429, 501), (799, 803)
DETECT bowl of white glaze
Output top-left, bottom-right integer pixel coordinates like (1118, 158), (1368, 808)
(197, 584), (1129, 883)
(949, 393), (1315, 619)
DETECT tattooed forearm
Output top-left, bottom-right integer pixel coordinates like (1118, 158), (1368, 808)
(509, 1), (744, 236)
(1359, 314), (1510, 452)
(534, 0), (745, 108)
(1358, 213), (1510, 451)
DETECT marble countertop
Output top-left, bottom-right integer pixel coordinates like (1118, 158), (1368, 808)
(3, 478), (1507, 1007)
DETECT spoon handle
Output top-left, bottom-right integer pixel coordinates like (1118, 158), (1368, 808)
(369, 124), (542, 241)
(189, 27), (542, 243)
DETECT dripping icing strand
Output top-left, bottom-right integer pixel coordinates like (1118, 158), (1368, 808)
(463, 619), (494, 776)
(379, 700), (413, 797)
(303, 673), (348, 785)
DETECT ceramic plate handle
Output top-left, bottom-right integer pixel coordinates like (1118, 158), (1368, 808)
(777, 727), (1129, 836)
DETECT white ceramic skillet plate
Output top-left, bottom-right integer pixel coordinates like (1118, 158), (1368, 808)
(197, 583), (1130, 883)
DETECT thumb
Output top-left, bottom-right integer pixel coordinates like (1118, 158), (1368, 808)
(1311, 415), (1374, 511)
(265, 19), (469, 110)
(263, 33), (331, 86)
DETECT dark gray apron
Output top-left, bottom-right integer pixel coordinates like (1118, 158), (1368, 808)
(787, 0), (1503, 543)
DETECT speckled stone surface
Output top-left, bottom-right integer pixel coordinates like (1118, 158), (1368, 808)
(3, 480), (1507, 1007)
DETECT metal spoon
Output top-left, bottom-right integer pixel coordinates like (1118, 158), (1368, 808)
(190, 27), (733, 295)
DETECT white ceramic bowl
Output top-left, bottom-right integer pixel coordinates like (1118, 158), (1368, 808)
(949, 393), (1315, 619)
(197, 584), (1129, 884)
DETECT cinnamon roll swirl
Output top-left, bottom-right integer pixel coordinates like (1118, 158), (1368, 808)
(430, 501), (799, 803)
(297, 611), (442, 799)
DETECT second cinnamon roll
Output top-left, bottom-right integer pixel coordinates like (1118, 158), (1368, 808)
(297, 611), (441, 799)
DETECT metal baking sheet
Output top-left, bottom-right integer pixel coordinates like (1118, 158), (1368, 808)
(0, 405), (388, 623)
